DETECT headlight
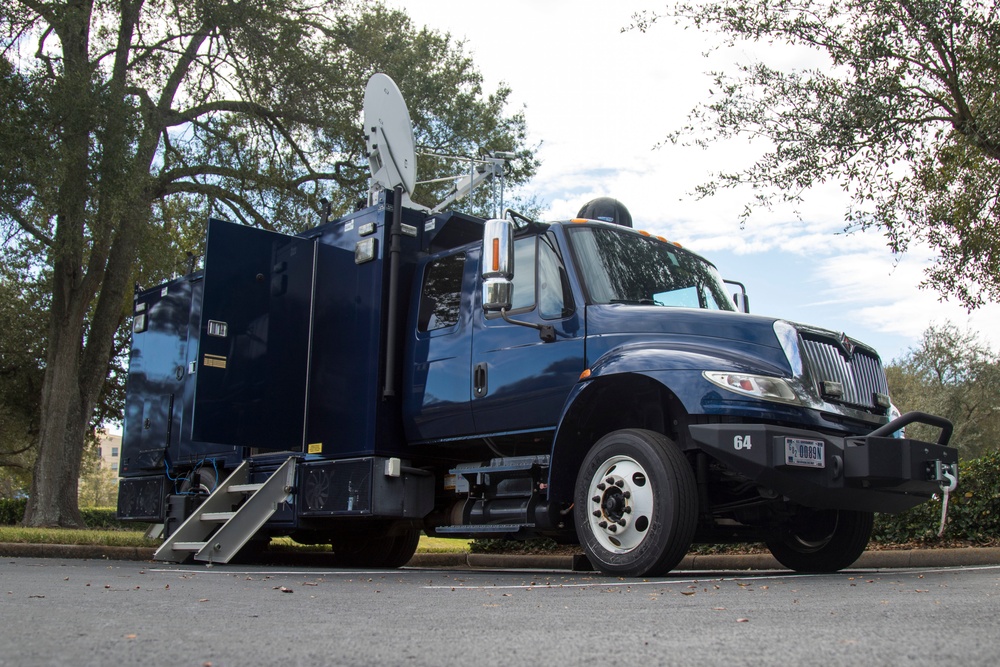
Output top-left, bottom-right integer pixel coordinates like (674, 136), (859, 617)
(704, 371), (801, 405)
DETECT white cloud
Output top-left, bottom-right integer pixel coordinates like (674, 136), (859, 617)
(389, 0), (1000, 359)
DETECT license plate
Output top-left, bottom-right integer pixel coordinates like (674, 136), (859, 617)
(784, 438), (825, 468)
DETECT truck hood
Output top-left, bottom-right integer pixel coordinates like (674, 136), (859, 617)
(584, 303), (890, 423)
(585, 304), (790, 375)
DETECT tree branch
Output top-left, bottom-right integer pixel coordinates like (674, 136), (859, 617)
(161, 181), (275, 230)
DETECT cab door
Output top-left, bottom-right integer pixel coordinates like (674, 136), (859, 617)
(404, 249), (476, 442)
(470, 233), (584, 434)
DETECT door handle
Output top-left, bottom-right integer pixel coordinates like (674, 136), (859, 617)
(474, 362), (488, 398)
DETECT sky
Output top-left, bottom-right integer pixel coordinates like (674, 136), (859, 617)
(387, 0), (1000, 363)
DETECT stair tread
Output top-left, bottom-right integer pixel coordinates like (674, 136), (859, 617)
(201, 511), (237, 522)
(228, 483), (264, 494)
(172, 541), (208, 551)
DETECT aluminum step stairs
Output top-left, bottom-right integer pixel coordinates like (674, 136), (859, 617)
(154, 457), (297, 564)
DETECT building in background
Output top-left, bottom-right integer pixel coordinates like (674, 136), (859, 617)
(97, 433), (122, 474)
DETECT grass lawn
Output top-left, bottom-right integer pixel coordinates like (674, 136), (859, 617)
(0, 526), (472, 553)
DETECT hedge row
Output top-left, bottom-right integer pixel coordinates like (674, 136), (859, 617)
(0, 500), (141, 531)
(872, 449), (1000, 545)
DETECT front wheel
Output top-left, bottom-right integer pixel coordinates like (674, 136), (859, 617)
(765, 509), (874, 573)
(574, 429), (697, 577)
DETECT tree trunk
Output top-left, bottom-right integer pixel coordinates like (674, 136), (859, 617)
(23, 288), (89, 527)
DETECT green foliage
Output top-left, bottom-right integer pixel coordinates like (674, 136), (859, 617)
(0, 499), (142, 531)
(0, 497), (27, 525)
(873, 450), (1000, 545)
(635, 0), (1000, 308)
(0, 245), (46, 494)
(886, 323), (1000, 458)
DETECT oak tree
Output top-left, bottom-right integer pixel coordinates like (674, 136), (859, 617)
(1, 0), (536, 525)
(634, 0), (1000, 307)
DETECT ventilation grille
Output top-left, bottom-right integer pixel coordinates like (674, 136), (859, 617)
(800, 338), (888, 410)
(117, 476), (165, 521)
(298, 460), (372, 515)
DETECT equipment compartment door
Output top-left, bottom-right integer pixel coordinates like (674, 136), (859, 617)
(192, 219), (316, 450)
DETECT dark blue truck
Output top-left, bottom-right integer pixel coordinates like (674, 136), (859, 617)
(117, 188), (959, 576)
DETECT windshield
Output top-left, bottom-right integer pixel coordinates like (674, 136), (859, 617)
(568, 225), (736, 311)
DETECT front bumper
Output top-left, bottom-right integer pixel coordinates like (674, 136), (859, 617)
(688, 412), (959, 513)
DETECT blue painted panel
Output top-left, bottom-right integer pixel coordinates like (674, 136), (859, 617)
(192, 219), (315, 450)
(304, 195), (424, 457)
(121, 276), (197, 474)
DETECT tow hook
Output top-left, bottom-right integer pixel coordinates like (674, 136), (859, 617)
(930, 461), (959, 538)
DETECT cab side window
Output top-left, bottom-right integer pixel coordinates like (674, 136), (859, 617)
(538, 233), (573, 319)
(509, 237), (536, 311)
(418, 252), (465, 332)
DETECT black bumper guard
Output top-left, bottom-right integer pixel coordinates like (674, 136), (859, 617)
(688, 412), (959, 514)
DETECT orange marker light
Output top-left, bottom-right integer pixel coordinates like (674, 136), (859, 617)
(579, 369), (592, 380)
(492, 238), (500, 272)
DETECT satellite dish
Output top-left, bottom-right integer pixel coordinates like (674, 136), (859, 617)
(364, 73), (417, 195)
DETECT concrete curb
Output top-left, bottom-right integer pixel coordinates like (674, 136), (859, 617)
(2, 542), (999, 571)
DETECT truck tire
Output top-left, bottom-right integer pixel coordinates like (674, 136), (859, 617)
(765, 509), (874, 573)
(574, 429), (697, 577)
(331, 526), (421, 568)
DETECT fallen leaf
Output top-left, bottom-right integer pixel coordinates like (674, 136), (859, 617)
(681, 591), (696, 596)
(280, 587), (293, 594)
(198, 598), (209, 602)
(736, 618), (750, 623)
(125, 634), (137, 640)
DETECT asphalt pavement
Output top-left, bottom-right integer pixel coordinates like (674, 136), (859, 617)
(1, 541), (998, 571)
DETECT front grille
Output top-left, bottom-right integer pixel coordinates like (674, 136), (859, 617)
(800, 337), (888, 410)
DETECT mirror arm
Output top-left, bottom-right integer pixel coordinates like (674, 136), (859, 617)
(501, 309), (556, 343)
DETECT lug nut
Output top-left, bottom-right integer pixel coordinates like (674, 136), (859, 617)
(623, 491), (631, 499)
(608, 524), (617, 532)
(592, 495), (601, 503)
(605, 477), (615, 485)
(598, 521), (608, 529)
(617, 519), (626, 527)
(592, 510), (601, 517)
(624, 506), (632, 514)
(597, 483), (606, 491)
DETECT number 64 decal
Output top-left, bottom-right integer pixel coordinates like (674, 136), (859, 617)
(734, 435), (752, 450)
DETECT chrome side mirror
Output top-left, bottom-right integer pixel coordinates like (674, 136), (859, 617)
(482, 218), (513, 311)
